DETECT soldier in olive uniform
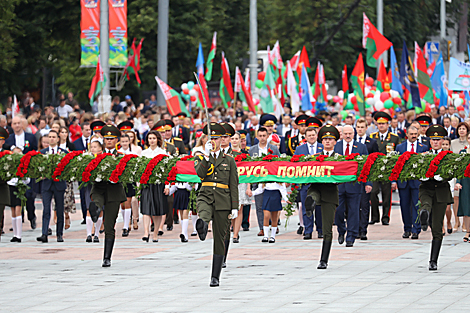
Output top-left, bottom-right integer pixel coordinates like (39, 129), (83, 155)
(419, 125), (453, 271)
(220, 122), (237, 156)
(194, 123), (239, 287)
(165, 119), (187, 155)
(304, 125), (340, 270)
(152, 120), (177, 155)
(369, 112), (400, 225)
(89, 125), (127, 267)
(0, 128), (10, 241)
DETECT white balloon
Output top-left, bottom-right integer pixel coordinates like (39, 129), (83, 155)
(375, 100), (384, 110)
(454, 98), (463, 107)
(189, 89), (198, 97)
(366, 98), (376, 106)
(390, 90), (398, 98)
(337, 90), (344, 99)
(181, 83), (188, 90)
(348, 93), (354, 101)
(327, 94), (333, 100)
(374, 91), (381, 101)
(364, 87), (371, 95)
(452, 93), (459, 99)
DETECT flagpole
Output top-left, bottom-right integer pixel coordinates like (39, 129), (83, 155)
(194, 72), (212, 148)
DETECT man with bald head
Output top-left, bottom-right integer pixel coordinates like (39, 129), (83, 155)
(334, 125), (370, 247)
(5, 115), (38, 230)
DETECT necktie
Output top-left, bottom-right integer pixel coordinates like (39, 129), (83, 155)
(411, 143), (415, 153)
(85, 138), (88, 149)
(381, 135), (384, 142)
(345, 143), (350, 156)
(358, 137), (362, 143)
(309, 145), (314, 155)
(52, 148), (54, 154)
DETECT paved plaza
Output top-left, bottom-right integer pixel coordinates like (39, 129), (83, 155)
(1, 196), (470, 313)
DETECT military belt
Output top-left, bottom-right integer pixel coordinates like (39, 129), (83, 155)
(201, 182), (229, 189)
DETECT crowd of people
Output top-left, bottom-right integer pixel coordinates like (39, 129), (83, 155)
(0, 91), (469, 271)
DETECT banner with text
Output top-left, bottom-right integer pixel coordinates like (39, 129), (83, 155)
(80, 0), (100, 67)
(108, 0), (128, 67)
(176, 161), (358, 184)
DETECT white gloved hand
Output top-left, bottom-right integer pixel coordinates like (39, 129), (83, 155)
(434, 175), (443, 181)
(231, 209), (238, 219)
(420, 177), (430, 181)
(204, 141), (213, 155)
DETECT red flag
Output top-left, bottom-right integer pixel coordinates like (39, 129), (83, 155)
(235, 67), (256, 113)
(342, 65), (348, 97)
(297, 46), (310, 77)
(197, 72), (212, 108)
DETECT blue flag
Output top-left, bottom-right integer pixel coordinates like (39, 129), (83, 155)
(431, 53), (447, 107)
(399, 41), (421, 108)
(464, 91), (470, 115)
(196, 43), (205, 74)
(300, 64), (312, 111)
(390, 45), (403, 96)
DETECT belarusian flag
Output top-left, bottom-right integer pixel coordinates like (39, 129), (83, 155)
(260, 64), (276, 113)
(235, 66), (256, 113)
(205, 32), (217, 81)
(363, 13), (392, 68)
(415, 42), (434, 104)
(313, 62), (327, 105)
(342, 64), (349, 101)
(351, 53), (366, 116)
(219, 52), (234, 108)
(376, 59), (389, 92)
(89, 56), (106, 106)
(155, 76), (189, 116)
(297, 46), (310, 78)
(123, 38), (143, 85)
(286, 62), (300, 113)
(197, 72), (212, 108)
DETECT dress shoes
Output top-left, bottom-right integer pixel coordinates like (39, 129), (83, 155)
(30, 217), (36, 230)
(261, 237), (269, 243)
(102, 259), (111, 267)
(420, 209), (429, 231)
(180, 234), (188, 243)
(167, 226), (173, 231)
(429, 260), (438, 270)
(268, 237), (276, 243)
(369, 220), (379, 225)
(10, 237), (21, 242)
(402, 231), (411, 239)
(257, 230), (264, 236)
(346, 241), (353, 247)
(338, 234), (345, 245)
(93, 236), (99, 243)
(48, 228), (52, 236)
(37, 235), (48, 243)
(382, 221), (389, 226)
(305, 195), (316, 218)
(196, 218), (208, 241)
(360, 232), (368, 240)
(233, 237), (239, 243)
(242, 227), (249, 231)
(318, 232), (323, 239)
(303, 233), (312, 240)
(86, 235), (92, 243)
(122, 229), (129, 237)
(57, 235), (64, 242)
(317, 260), (328, 269)
(191, 231), (197, 236)
(81, 219), (86, 225)
(411, 233), (419, 240)
(297, 226), (304, 235)
(158, 230), (164, 236)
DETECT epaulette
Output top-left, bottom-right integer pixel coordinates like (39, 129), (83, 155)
(183, 125), (190, 128)
(166, 142), (175, 146)
(224, 153), (233, 158)
(371, 132), (379, 137)
(390, 132), (398, 136)
(174, 137), (183, 141)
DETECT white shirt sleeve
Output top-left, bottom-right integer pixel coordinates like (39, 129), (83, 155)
(279, 183), (289, 202)
(252, 184), (264, 196)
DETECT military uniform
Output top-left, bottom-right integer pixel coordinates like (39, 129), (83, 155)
(419, 125), (453, 271)
(416, 116), (433, 150)
(304, 125), (340, 270)
(194, 123), (239, 287)
(369, 112), (400, 225)
(0, 128), (10, 240)
(89, 125), (127, 267)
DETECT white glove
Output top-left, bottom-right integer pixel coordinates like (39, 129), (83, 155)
(434, 175), (443, 181)
(204, 141), (213, 155)
(420, 177), (430, 181)
(231, 209), (238, 219)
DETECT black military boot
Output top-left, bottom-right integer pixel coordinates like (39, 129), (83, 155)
(196, 218), (208, 241)
(420, 209), (429, 231)
(210, 254), (224, 287)
(317, 240), (332, 269)
(305, 195), (316, 218)
(102, 238), (115, 267)
(429, 239), (442, 271)
(89, 202), (102, 223)
(222, 238), (230, 268)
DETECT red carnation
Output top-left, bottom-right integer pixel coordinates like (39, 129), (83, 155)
(140, 154), (168, 185)
(268, 148), (273, 154)
(425, 151), (453, 178)
(16, 151), (40, 178)
(345, 153), (359, 160)
(82, 153), (112, 182)
(291, 154), (304, 162)
(180, 155), (193, 161)
(389, 151), (416, 182)
(316, 155), (326, 162)
(358, 152), (385, 183)
(109, 154), (138, 183)
(52, 151), (82, 181)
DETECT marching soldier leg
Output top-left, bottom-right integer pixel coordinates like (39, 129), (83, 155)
(196, 200), (211, 241)
(102, 201), (120, 267)
(370, 182), (380, 223)
(418, 187), (433, 231)
(210, 210), (231, 287)
(305, 185), (321, 217)
(0, 205), (4, 241)
(320, 202), (336, 242)
(381, 182), (392, 224)
(429, 201), (446, 270)
(89, 190), (106, 223)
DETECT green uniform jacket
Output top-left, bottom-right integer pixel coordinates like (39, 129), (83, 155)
(0, 180), (10, 206)
(91, 150), (127, 204)
(287, 134), (304, 156)
(169, 137), (187, 155)
(370, 131), (400, 154)
(164, 142), (177, 155)
(419, 179), (453, 204)
(195, 152), (239, 210)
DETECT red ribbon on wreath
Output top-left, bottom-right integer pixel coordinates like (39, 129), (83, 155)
(345, 153), (359, 160)
(82, 153), (112, 182)
(180, 155), (193, 161)
(140, 154), (168, 185)
(52, 151), (83, 181)
(389, 151), (416, 182)
(262, 154), (279, 161)
(464, 160), (470, 178)
(109, 154), (138, 183)
(16, 151), (40, 178)
(357, 152), (385, 183)
(165, 167), (178, 185)
(425, 150), (453, 178)
(315, 154), (327, 162)
(290, 154), (304, 162)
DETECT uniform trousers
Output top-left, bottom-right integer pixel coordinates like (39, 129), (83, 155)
(419, 188), (447, 241)
(91, 190), (121, 240)
(307, 184), (338, 242)
(197, 201), (231, 255)
(300, 184), (322, 234)
(371, 181), (392, 223)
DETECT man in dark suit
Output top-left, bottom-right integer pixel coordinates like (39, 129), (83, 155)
(36, 130), (67, 243)
(304, 125), (340, 269)
(396, 111), (410, 131)
(369, 112), (400, 225)
(172, 113), (190, 147)
(389, 117), (406, 140)
(249, 127), (280, 236)
(72, 122), (92, 224)
(355, 118), (378, 240)
(295, 123), (323, 240)
(334, 125), (371, 247)
(6, 115), (38, 229)
(395, 125), (428, 240)
(442, 116), (457, 139)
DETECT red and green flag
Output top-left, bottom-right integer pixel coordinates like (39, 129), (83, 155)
(219, 53), (234, 108)
(260, 64), (276, 113)
(123, 38), (144, 85)
(155, 76), (189, 116)
(235, 66), (256, 113)
(342, 64), (349, 101)
(363, 13), (392, 68)
(313, 62), (327, 104)
(205, 32), (217, 81)
(89, 56), (106, 106)
(351, 53), (366, 116)
(415, 42), (434, 104)
(376, 59), (389, 92)
(297, 46), (311, 78)
(197, 72), (212, 108)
